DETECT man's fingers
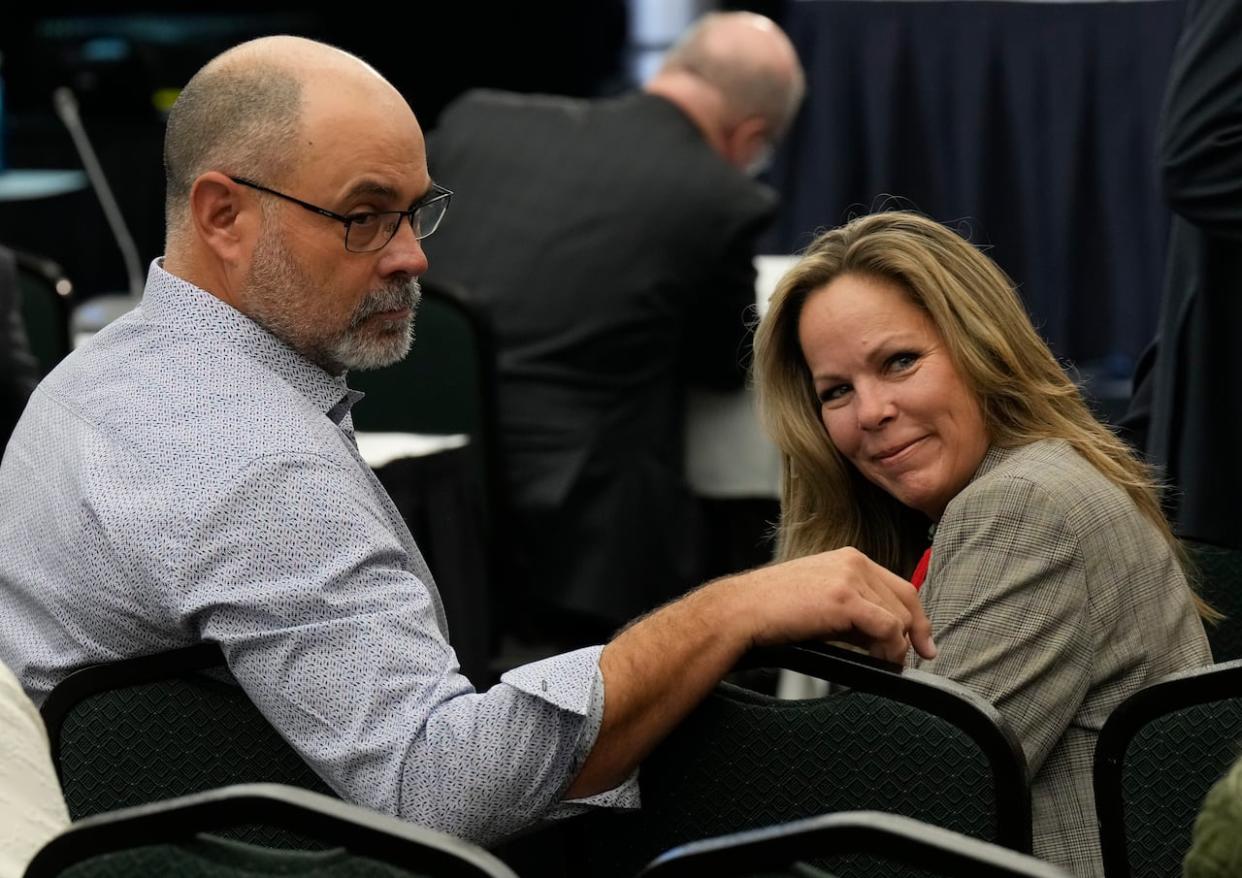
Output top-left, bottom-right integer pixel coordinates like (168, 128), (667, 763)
(838, 596), (909, 665)
(866, 564), (937, 660)
(907, 612), (937, 660)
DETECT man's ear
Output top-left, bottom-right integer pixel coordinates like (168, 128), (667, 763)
(188, 172), (260, 266)
(725, 116), (772, 171)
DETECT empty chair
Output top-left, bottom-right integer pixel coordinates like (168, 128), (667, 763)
(571, 642), (1032, 877)
(11, 248), (73, 375)
(640, 810), (1070, 878)
(1094, 659), (1242, 878)
(41, 643), (333, 824)
(24, 783), (519, 878)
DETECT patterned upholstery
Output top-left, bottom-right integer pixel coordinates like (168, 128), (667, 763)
(44, 644), (335, 846)
(573, 645), (1030, 878)
(1094, 659), (1242, 877)
(1185, 541), (1242, 662)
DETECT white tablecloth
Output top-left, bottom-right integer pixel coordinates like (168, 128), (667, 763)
(354, 432), (469, 468)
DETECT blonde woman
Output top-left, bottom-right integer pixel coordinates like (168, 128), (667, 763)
(753, 211), (1211, 877)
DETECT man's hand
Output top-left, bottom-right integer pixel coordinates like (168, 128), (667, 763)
(566, 545), (935, 799)
(729, 546), (936, 663)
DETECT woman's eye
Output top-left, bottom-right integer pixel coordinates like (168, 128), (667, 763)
(820, 384), (850, 404)
(888, 352), (919, 372)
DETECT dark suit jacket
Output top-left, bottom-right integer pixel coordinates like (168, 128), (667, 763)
(1121, 0), (1242, 549)
(425, 90), (777, 623)
(0, 245), (40, 453)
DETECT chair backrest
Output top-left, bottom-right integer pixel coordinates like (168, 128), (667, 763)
(1185, 540), (1242, 662)
(1093, 659), (1242, 878)
(11, 248), (73, 375)
(41, 643), (334, 826)
(573, 643), (1032, 878)
(23, 783), (519, 878)
(640, 810), (1070, 878)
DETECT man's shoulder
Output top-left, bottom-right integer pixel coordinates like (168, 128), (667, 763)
(439, 88), (592, 129)
(37, 314), (347, 475)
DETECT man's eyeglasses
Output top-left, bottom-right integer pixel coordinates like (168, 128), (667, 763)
(229, 176), (452, 253)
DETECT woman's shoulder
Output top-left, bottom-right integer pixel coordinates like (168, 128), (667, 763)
(945, 439), (1133, 532)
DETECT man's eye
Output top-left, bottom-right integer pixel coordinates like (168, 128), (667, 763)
(349, 213), (379, 227)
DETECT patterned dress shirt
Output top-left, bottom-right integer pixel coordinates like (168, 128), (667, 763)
(0, 260), (637, 844)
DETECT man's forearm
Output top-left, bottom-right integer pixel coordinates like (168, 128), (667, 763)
(564, 579), (749, 799)
(564, 547), (935, 798)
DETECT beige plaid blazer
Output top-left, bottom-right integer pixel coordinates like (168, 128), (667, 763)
(911, 439), (1210, 877)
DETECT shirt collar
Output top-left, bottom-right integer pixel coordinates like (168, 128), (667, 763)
(140, 258), (361, 421)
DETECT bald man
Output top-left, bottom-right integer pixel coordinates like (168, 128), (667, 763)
(425, 13), (806, 642)
(0, 37), (932, 844)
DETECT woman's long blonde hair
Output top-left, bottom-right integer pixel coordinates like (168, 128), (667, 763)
(754, 211), (1212, 616)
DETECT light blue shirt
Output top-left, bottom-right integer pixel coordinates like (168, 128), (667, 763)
(0, 260), (637, 843)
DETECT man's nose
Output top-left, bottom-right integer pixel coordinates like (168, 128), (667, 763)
(379, 218), (430, 278)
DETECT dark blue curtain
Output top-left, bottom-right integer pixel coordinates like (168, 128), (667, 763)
(768, 0), (1185, 371)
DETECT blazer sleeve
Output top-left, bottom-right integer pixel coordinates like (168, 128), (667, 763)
(911, 473), (1092, 777)
(1159, 0), (1242, 239)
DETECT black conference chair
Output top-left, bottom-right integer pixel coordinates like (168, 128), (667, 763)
(1094, 659), (1242, 878)
(1185, 540), (1242, 662)
(571, 642), (1032, 878)
(639, 811), (1070, 878)
(41, 643), (334, 829)
(11, 247), (74, 375)
(24, 783), (518, 878)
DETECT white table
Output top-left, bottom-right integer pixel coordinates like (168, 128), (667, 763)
(354, 432), (469, 467)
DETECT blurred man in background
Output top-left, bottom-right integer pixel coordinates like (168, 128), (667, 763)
(425, 12), (805, 646)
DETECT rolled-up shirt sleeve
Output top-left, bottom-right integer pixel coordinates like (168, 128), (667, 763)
(172, 450), (636, 844)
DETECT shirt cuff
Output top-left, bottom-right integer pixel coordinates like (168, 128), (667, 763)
(499, 645), (641, 815)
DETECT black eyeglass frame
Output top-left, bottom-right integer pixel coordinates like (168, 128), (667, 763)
(228, 175), (453, 252)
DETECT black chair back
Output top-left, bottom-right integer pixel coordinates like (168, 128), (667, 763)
(574, 643), (1032, 878)
(41, 643), (334, 827)
(1094, 659), (1242, 878)
(12, 248), (73, 375)
(24, 783), (519, 878)
(640, 811), (1070, 878)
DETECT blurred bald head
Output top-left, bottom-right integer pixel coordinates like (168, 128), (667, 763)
(654, 12), (805, 144)
(162, 36), (395, 246)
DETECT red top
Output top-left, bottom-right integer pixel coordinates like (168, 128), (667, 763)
(911, 547), (932, 591)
